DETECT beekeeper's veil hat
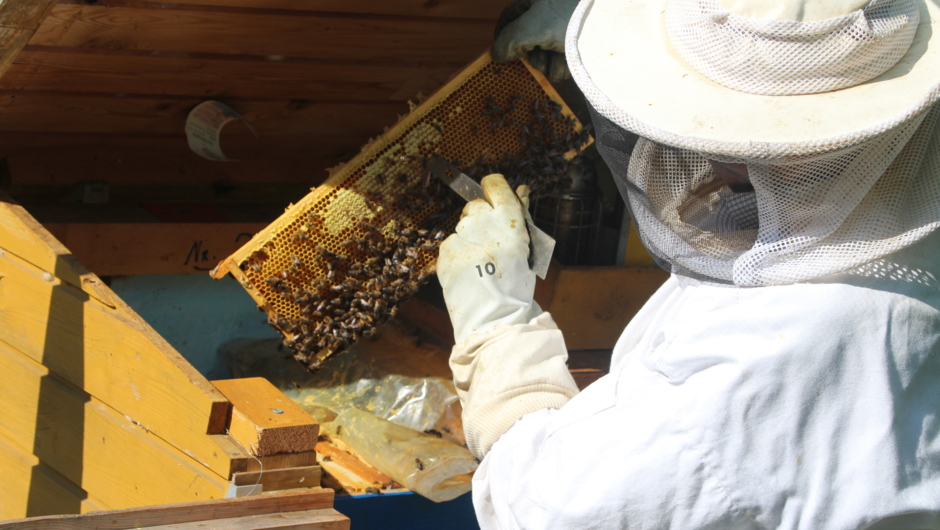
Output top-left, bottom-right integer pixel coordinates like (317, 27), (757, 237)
(567, 0), (940, 285)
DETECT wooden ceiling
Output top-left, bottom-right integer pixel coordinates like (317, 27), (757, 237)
(0, 0), (503, 184)
(0, 0), (505, 274)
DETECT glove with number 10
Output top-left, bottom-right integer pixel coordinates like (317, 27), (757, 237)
(437, 174), (543, 344)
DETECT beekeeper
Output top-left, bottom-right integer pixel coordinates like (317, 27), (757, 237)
(436, 0), (940, 528)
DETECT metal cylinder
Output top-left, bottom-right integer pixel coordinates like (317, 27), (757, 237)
(533, 191), (602, 266)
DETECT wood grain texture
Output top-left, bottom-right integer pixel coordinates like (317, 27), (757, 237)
(214, 434), (319, 476)
(43, 222), (269, 275)
(0, 433), (103, 520)
(212, 378), (319, 456)
(0, 341), (230, 510)
(0, 132), (366, 161)
(0, 197), (235, 476)
(0, 0), (60, 31)
(146, 509), (348, 530)
(0, 92), (404, 135)
(5, 48), (457, 102)
(232, 465), (321, 491)
(0, 489), (337, 530)
(77, 0), (506, 20)
(315, 441), (395, 493)
(0, 0), (58, 79)
(29, 4), (491, 64)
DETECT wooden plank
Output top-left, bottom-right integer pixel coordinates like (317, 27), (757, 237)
(42, 222), (269, 275)
(0, 433), (101, 519)
(0, 0), (57, 80)
(5, 48), (457, 102)
(544, 267), (670, 350)
(12, 183), (318, 205)
(0, 341), (230, 509)
(0, 92), (404, 135)
(0, 490), (337, 530)
(6, 151), (338, 186)
(0, 199), (235, 476)
(85, 0), (505, 20)
(232, 465), (321, 491)
(29, 4), (491, 65)
(209, 434), (253, 479)
(315, 441), (395, 493)
(146, 509), (348, 530)
(212, 435), (318, 477)
(246, 451), (319, 473)
(0, 132), (367, 160)
(212, 378), (319, 457)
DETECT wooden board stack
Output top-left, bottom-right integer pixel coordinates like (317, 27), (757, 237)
(0, 490), (348, 530)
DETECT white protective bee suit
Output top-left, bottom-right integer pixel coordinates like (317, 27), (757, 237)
(438, 0), (940, 528)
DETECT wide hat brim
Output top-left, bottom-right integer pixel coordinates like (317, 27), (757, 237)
(567, 0), (940, 159)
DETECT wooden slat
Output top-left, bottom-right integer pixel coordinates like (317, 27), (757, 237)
(29, 4), (491, 64)
(0, 342), (230, 510)
(0, 433), (103, 520)
(5, 48), (457, 102)
(147, 509), (348, 530)
(12, 183), (317, 205)
(87, 0), (505, 20)
(0, 132), (366, 160)
(0, 197), (235, 476)
(214, 434), (319, 476)
(0, 92), (404, 135)
(0, 490), (337, 530)
(232, 465), (321, 491)
(43, 222), (269, 275)
(315, 441), (395, 493)
(0, 0), (57, 80)
(212, 378), (319, 457)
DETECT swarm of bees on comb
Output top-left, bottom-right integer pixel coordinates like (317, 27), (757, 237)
(216, 56), (593, 372)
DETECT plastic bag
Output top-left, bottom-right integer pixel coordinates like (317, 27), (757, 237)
(326, 408), (477, 503)
(220, 320), (464, 443)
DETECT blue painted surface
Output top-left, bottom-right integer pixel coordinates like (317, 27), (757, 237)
(334, 491), (480, 530)
(110, 274), (279, 378)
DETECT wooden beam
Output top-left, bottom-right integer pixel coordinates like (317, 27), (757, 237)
(74, 0), (506, 19)
(232, 465), (321, 491)
(42, 222), (269, 275)
(212, 378), (319, 457)
(0, 132), (367, 161)
(5, 48), (457, 102)
(0, 433), (104, 520)
(144, 509), (349, 530)
(0, 92), (404, 136)
(0, 341), (230, 511)
(29, 4), (491, 65)
(147, 509), (348, 530)
(315, 441), (396, 493)
(210, 435), (320, 477)
(0, 0), (57, 81)
(0, 489), (338, 530)
(0, 196), (235, 477)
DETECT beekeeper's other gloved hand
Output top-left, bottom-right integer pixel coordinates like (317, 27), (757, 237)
(492, 0), (579, 82)
(437, 174), (542, 344)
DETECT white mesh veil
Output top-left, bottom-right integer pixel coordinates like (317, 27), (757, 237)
(570, 0), (940, 286)
(590, 104), (940, 285)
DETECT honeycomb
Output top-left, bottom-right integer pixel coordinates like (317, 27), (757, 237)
(212, 51), (591, 371)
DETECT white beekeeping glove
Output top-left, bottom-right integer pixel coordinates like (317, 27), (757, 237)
(437, 174), (543, 344)
(492, 0), (580, 82)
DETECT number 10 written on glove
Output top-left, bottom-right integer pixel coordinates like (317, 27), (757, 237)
(476, 262), (497, 277)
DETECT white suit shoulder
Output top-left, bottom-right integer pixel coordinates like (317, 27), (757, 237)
(473, 251), (940, 529)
